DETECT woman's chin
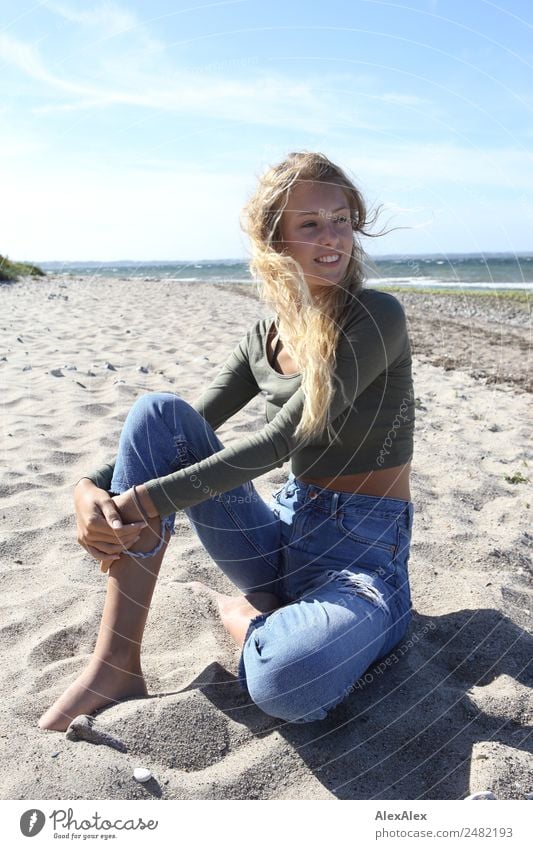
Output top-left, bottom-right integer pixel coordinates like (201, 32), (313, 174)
(306, 277), (342, 296)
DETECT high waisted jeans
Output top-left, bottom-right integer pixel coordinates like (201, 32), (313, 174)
(109, 392), (414, 723)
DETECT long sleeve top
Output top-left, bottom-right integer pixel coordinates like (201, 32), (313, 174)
(86, 288), (414, 517)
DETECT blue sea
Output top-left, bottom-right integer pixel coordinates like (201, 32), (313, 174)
(40, 254), (533, 292)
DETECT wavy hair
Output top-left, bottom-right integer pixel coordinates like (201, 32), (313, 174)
(241, 150), (380, 446)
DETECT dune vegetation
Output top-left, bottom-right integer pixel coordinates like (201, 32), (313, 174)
(0, 254), (46, 282)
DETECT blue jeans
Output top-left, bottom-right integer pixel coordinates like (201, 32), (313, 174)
(110, 392), (414, 723)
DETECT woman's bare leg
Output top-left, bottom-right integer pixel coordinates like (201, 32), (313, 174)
(39, 505), (168, 732)
(186, 581), (281, 647)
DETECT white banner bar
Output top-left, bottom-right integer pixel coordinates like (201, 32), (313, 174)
(2, 799), (530, 848)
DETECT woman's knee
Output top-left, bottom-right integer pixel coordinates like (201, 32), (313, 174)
(242, 628), (332, 723)
(130, 391), (189, 423)
(124, 392), (198, 442)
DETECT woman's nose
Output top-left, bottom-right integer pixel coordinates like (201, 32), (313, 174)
(319, 218), (340, 245)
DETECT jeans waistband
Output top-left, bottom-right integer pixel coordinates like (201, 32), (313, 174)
(288, 473), (414, 531)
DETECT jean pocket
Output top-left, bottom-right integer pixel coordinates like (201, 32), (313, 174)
(335, 509), (400, 582)
(396, 526), (412, 569)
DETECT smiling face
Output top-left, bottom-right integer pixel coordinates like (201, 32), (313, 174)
(278, 180), (354, 296)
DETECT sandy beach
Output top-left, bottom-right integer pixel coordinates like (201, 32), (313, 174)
(0, 276), (531, 800)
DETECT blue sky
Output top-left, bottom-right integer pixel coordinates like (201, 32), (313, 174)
(1, 0), (531, 261)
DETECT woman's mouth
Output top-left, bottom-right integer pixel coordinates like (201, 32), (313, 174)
(314, 253), (341, 265)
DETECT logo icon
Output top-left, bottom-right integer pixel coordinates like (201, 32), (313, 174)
(20, 810), (46, 837)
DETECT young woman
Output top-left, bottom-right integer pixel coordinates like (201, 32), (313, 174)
(39, 151), (415, 730)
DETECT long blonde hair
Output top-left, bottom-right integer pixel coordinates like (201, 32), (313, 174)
(241, 151), (379, 445)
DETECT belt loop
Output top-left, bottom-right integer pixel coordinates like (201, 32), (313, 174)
(331, 490), (340, 517)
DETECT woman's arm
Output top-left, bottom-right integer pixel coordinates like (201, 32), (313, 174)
(80, 328), (261, 493)
(191, 330), (260, 429)
(74, 331), (261, 561)
(144, 292), (409, 517)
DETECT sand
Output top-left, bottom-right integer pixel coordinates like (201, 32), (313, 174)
(0, 276), (531, 800)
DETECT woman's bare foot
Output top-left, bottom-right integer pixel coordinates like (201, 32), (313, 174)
(185, 581), (240, 618)
(38, 656), (148, 732)
(185, 581), (281, 647)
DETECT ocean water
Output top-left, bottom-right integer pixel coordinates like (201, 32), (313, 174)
(40, 254), (533, 291)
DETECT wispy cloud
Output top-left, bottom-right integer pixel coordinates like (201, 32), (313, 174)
(0, 30), (385, 132)
(44, 1), (138, 34)
(0, 32), (56, 86)
(1, 26), (528, 191)
(0, 5), (434, 131)
(343, 143), (533, 191)
(0, 32), (100, 98)
(43, 0), (164, 52)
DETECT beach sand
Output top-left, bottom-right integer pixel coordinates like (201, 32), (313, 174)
(0, 276), (531, 800)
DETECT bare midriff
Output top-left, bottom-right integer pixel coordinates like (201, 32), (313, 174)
(298, 463), (411, 501)
(267, 327), (412, 502)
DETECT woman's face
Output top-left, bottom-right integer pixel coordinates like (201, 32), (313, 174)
(279, 180), (353, 296)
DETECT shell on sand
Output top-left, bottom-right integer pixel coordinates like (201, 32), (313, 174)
(465, 791), (498, 800)
(133, 767), (152, 783)
(65, 715), (127, 753)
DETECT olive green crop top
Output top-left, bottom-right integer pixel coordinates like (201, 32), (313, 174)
(86, 288), (414, 517)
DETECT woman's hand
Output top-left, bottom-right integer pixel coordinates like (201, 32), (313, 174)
(111, 484), (159, 525)
(74, 479), (146, 570)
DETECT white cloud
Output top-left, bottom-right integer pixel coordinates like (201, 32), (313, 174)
(0, 32), (104, 98)
(1, 165), (252, 261)
(342, 143), (533, 191)
(0, 30), (384, 132)
(0, 32), (56, 85)
(3, 150), (530, 261)
(44, 1), (139, 36)
(1, 9), (530, 261)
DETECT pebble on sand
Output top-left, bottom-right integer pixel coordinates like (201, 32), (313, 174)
(65, 714), (127, 752)
(465, 791), (498, 800)
(133, 767), (152, 783)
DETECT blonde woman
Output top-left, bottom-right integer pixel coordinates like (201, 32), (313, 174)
(39, 151), (415, 730)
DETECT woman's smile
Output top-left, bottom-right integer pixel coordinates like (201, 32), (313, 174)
(315, 252), (342, 264)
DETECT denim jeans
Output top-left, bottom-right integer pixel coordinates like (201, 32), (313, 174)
(110, 392), (414, 723)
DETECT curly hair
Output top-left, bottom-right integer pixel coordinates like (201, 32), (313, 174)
(241, 150), (380, 445)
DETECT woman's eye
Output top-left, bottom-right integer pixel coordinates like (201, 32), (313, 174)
(334, 216), (350, 225)
(302, 221), (316, 228)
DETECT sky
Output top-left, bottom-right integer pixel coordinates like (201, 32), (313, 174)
(0, 0), (531, 261)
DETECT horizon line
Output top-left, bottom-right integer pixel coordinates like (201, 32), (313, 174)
(35, 251), (533, 265)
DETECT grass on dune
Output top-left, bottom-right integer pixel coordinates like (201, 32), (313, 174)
(0, 254), (46, 282)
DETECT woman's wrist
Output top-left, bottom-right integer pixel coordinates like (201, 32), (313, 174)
(134, 484), (159, 519)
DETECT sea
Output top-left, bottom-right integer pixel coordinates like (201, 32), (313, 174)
(40, 254), (533, 292)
